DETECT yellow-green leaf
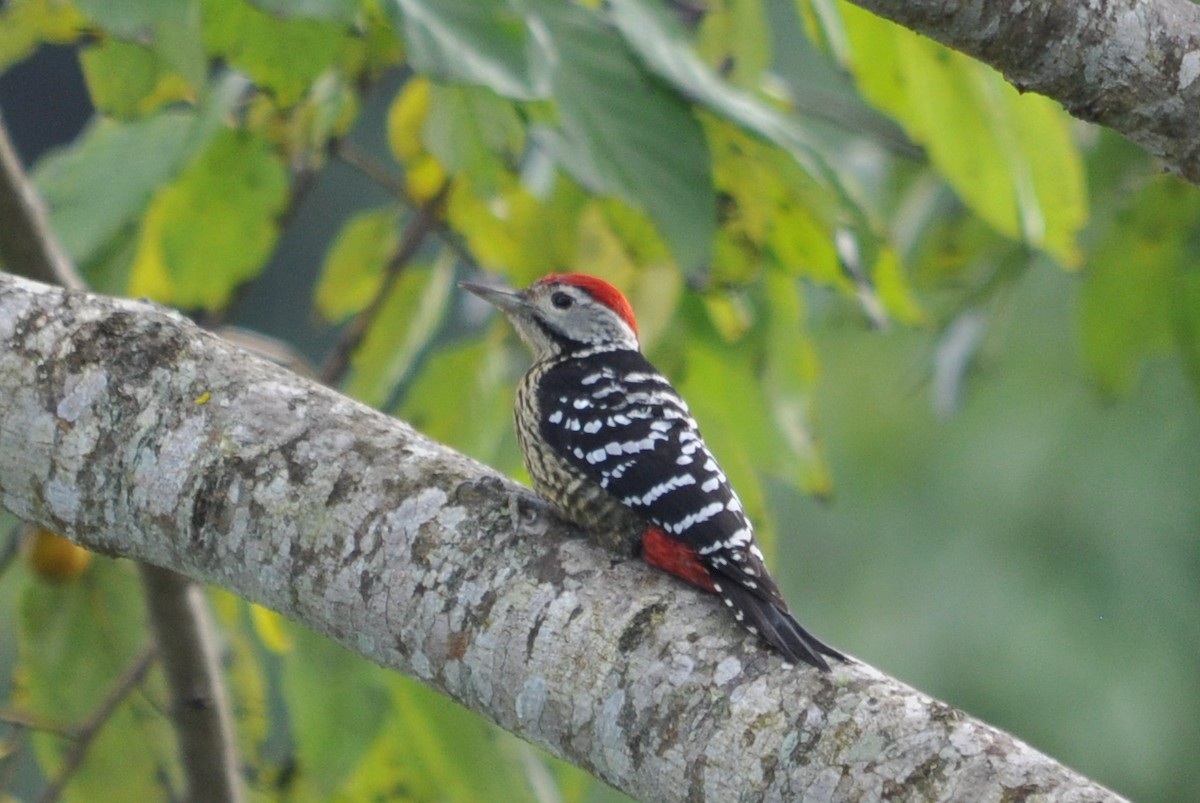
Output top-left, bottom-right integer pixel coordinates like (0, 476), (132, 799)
(344, 252), (455, 406)
(202, 0), (349, 106)
(18, 560), (178, 802)
(128, 128), (288, 309)
(80, 39), (195, 118)
(840, 4), (1086, 266)
(315, 207), (401, 322)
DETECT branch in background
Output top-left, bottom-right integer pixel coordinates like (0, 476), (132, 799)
(0, 275), (1130, 803)
(140, 564), (245, 803)
(0, 112), (84, 290)
(845, 0), (1200, 182)
(318, 179), (450, 386)
(334, 139), (479, 270)
(0, 114), (246, 803)
(35, 646), (156, 803)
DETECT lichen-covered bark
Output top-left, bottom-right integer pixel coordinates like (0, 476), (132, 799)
(0, 274), (1126, 802)
(846, 0), (1200, 182)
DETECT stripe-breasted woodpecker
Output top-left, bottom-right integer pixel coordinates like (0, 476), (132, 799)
(460, 273), (844, 670)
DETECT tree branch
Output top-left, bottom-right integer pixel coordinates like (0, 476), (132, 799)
(0, 274), (1128, 802)
(0, 113), (84, 290)
(139, 563), (245, 803)
(845, 0), (1200, 182)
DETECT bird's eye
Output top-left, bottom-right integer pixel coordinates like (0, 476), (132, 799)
(551, 292), (574, 310)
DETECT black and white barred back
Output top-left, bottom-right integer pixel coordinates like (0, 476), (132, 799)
(462, 273), (844, 670)
(523, 348), (844, 669)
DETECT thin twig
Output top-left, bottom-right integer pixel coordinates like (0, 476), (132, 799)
(0, 709), (76, 740)
(318, 179), (451, 386)
(333, 138), (407, 198)
(36, 646), (157, 803)
(334, 139), (479, 270)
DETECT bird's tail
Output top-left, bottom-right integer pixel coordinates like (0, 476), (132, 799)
(716, 581), (846, 671)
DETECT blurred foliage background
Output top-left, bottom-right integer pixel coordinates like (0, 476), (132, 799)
(0, 0), (1197, 801)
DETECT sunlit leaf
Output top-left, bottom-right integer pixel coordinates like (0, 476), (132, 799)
(398, 332), (519, 471)
(839, 4), (1085, 266)
(203, 0), (349, 106)
(250, 604), (293, 653)
(762, 271), (831, 497)
(389, 0), (551, 100)
(128, 128), (288, 309)
(606, 0), (859, 227)
(341, 676), (540, 802)
(387, 76), (432, 163)
(79, 39), (195, 118)
(695, 0), (771, 88)
(315, 207), (402, 322)
(447, 177), (586, 282)
(0, 0), (88, 71)
(33, 114), (194, 268)
(32, 74), (243, 270)
(677, 341), (775, 550)
(873, 245), (924, 325)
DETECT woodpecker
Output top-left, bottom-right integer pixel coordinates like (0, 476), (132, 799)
(460, 273), (844, 670)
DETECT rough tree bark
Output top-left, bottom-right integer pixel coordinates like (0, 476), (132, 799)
(843, 0), (1200, 182)
(0, 273), (1127, 802)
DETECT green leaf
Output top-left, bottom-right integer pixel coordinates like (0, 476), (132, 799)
(32, 74), (243, 270)
(248, 0), (362, 22)
(202, 0), (349, 106)
(761, 271), (830, 497)
(345, 252), (455, 406)
(397, 332), (520, 471)
(282, 626), (392, 798)
(676, 340), (776, 549)
(695, 0), (771, 88)
(33, 114), (195, 268)
(424, 83), (524, 195)
(840, 5), (1086, 266)
(315, 207), (402, 322)
(18, 560), (177, 802)
(79, 39), (194, 118)
(602, 0), (889, 275)
(537, 4), (715, 272)
(389, 0), (551, 100)
(0, 0), (88, 71)
(1080, 177), (1198, 395)
(606, 0), (841, 200)
(129, 128), (288, 309)
(73, 0), (205, 86)
(446, 177), (587, 282)
(333, 676), (542, 802)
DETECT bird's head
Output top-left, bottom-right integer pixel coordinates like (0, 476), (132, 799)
(459, 273), (639, 361)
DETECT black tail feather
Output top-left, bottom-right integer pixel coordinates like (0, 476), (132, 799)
(717, 582), (846, 671)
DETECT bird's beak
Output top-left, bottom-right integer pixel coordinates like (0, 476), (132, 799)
(458, 280), (529, 315)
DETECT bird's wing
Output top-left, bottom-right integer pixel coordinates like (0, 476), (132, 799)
(536, 350), (786, 606)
